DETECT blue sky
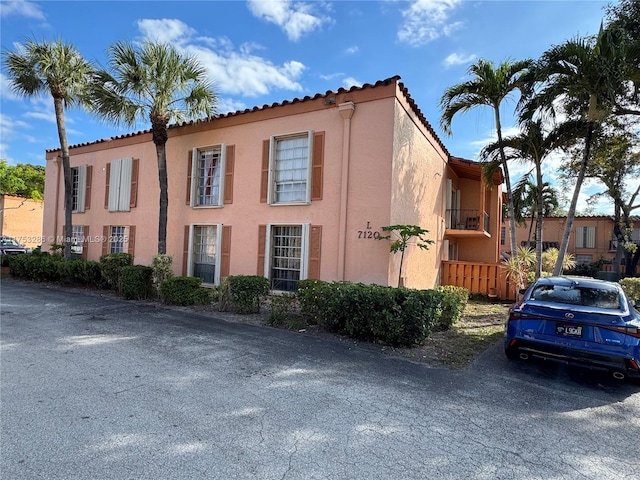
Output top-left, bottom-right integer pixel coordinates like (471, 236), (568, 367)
(1, 0), (614, 212)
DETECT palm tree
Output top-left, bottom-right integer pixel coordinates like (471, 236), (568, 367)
(480, 118), (568, 278)
(3, 38), (94, 259)
(522, 27), (630, 275)
(440, 58), (532, 259)
(90, 41), (217, 254)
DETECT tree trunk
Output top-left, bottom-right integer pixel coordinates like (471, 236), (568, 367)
(535, 162), (544, 279)
(494, 109), (518, 259)
(53, 97), (73, 260)
(156, 141), (168, 255)
(398, 248), (405, 287)
(553, 122), (594, 276)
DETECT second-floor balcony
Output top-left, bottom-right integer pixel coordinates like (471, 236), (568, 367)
(445, 209), (491, 238)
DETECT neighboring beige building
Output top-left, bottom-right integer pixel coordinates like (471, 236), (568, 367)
(43, 76), (504, 291)
(0, 194), (44, 249)
(505, 215), (640, 267)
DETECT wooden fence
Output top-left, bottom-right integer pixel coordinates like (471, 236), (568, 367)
(441, 260), (515, 301)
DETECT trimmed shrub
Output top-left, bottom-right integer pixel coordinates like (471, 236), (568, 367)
(160, 276), (211, 305)
(99, 253), (133, 292)
(227, 275), (270, 313)
(620, 277), (640, 304)
(434, 286), (469, 331)
(151, 254), (173, 298)
(296, 280), (443, 346)
(121, 265), (153, 300)
(8, 253), (63, 282)
(60, 259), (102, 287)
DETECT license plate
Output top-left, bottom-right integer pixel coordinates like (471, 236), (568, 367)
(556, 324), (583, 337)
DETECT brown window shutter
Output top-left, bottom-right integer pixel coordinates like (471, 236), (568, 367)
(102, 225), (109, 256)
(129, 158), (139, 208)
(186, 151), (193, 205)
(311, 132), (324, 201)
(85, 166), (92, 210)
(308, 225), (322, 279)
(221, 225), (231, 279)
(82, 225), (89, 260)
(127, 225), (136, 257)
(257, 224), (266, 276)
(182, 225), (190, 276)
(260, 140), (270, 203)
(104, 163), (110, 209)
(224, 145), (235, 205)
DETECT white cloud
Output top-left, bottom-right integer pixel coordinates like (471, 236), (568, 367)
(246, 0), (332, 41)
(216, 98), (248, 115)
(398, 0), (462, 47)
(133, 19), (306, 98)
(137, 18), (197, 45)
(443, 52), (476, 68)
(342, 77), (362, 89)
(345, 46), (359, 55)
(0, 0), (45, 19)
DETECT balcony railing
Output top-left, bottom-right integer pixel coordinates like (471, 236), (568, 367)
(446, 209), (490, 233)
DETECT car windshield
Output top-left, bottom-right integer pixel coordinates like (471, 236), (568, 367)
(0, 237), (20, 247)
(530, 284), (622, 310)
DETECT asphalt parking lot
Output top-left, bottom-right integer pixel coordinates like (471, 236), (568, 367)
(2, 278), (639, 479)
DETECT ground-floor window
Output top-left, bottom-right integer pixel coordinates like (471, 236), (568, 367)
(270, 225), (303, 292)
(71, 225), (84, 256)
(193, 225), (217, 284)
(109, 226), (127, 254)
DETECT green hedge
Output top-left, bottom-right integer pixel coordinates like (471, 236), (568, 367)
(121, 265), (153, 300)
(7, 253), (64, 282)
(434, 285), (469, 331)
(227, 275), (270, 313)
(99, 253), (133, 292)
(160, 276), (211, 305)
(296, 280), (444, 346)
(60, 259), (102, 287)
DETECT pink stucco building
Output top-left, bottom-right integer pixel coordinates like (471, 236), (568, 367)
(43, 76), (504, 291)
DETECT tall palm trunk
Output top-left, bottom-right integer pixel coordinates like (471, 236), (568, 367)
(494, 109), (519, 258)
(534, 162), (544, 278)
(152, 121), (169, 255)
(553, 122), (594, 275)
(53, 97), (73, 260)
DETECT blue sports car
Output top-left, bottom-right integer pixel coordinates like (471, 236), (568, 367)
(505, 276), (640, 380)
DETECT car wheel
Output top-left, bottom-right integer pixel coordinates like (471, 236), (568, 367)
(505, 347), (519, 361)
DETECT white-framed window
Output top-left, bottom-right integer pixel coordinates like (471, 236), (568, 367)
(108, 158), (133, 212)
(71, 225), (84, 255)
(192, 145), (226, 207)
(71, 165), (87, 212)
(575, 226), (596, 248)
(263, 224), (309, 291)
(109, 226), (128, 254)
(186, 224), (222, 285)
(268, 131), (313, 204)
(576, 254), (593, 265)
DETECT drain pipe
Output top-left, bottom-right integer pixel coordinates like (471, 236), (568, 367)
(337, 101), (355, 280)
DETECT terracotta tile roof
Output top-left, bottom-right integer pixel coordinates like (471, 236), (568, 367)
(47, 76), (450, 156)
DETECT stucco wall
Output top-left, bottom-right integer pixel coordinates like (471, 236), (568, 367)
(0, 195), (44, 248)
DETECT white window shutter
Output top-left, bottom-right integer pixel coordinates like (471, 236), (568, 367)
(108, 159), (122, 212)
(118, 157), (132, 211)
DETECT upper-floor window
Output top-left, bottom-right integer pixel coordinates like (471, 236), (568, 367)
(71, 165), (91, 213)
(106, 158), (138, 212)
(192, 146), (225, 207)
(576, 226), (596, 248)
(186, 145), (235, 207)
(261, 131), (324, 205)
(500, 226), (506, 246)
